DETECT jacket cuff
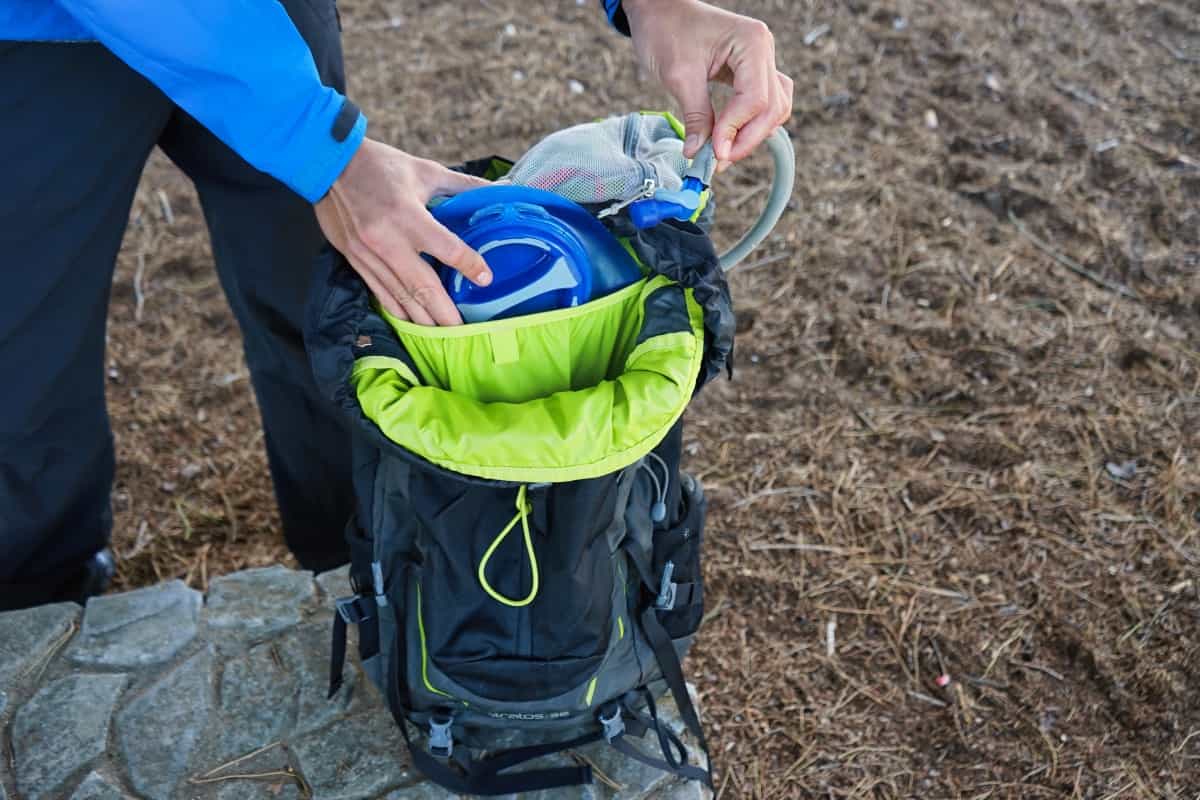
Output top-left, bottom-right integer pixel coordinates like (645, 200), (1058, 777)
(602, 0), (631, 36)
(285, 93), (368, 203)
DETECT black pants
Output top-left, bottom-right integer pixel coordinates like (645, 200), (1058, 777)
(0, 0), (354, 608)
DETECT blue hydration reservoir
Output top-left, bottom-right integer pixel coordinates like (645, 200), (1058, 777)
(428, 185), (643, 323)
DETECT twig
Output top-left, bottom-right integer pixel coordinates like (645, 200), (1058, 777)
(804, 24), (831, 46)
(134, 252), (147, 323)
(156, 189), (174, 225)
(21, 620), (78, 681)
(1155, 37), (1200, 64)
(194, 742), (282, 779)
(1008, 210), (1139, 300)
(569, 751), (624, 791)
(733, 486), (816, 508)
(738, 252), (791, 272)
(908, 690), (948, 708)
(1009, 660), (1066, 682)
(749, 542), (856, 554)
(1051, 80), (1109, 111)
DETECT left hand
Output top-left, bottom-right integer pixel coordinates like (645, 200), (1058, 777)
(622, 0), (793, 166)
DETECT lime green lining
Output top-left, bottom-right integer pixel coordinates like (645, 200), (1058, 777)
(618, 616), (625, 640)
(353, 277), (705, 482)
(416, 584), (454, 699)
(477, 486), (540, 608)
(352, 355), (421, 389)
(378, 277), (648, 340)
(584, 676), (599, 706)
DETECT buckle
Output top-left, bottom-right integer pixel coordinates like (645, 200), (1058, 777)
(428, 713), (454, 759)
(599, 704), (626, 742)
(655, 561), (677, 610)
(335, 596), (372, 625)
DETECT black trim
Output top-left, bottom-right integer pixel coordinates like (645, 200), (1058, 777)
(331, 98), (360, 142)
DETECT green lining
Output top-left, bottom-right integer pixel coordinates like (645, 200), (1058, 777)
(584, 675), (598, 707)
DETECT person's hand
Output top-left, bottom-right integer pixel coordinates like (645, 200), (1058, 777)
(622, 0), (793, 166)
(314, 138), (492, 325)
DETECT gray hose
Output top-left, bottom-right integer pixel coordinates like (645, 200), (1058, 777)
(718, 127), (796, 272)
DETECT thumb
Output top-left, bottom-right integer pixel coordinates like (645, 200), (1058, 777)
(426, 161), (492, 197)
(671, 75), (716, 158)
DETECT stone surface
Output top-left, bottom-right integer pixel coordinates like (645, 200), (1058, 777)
(0, 602), (79, 688)
(70, 580), (201, 668)
(1, 567), (699, 800)
(205, 566), (315, 638)
(13, 673), (127, 800)
(290, 712), (412, 800)
(116, 647), (214, 800)
(70, 771), (133, 800)
(316, 565), (354, 603)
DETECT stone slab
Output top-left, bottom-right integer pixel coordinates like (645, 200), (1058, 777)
(315, 565), (354, 604)
(205, 566), (315, 638)
(0, 602), (79, 688)
(70, 771), (133, 800)
(217, 640), (297, 760)
(70, 580), (201, 668)
(116, 647), (214, 800)
(290, 712), (412, 800)
(13, 673), (127, 800)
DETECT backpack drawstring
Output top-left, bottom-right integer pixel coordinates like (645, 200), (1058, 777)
(478, 485), (540, 607)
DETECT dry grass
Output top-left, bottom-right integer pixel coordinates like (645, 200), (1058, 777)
(105, 1), (1199, 797)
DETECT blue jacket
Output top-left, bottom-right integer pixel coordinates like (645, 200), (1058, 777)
(1, 1), (627, 202)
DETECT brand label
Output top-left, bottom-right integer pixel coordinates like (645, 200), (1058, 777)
(485, 710), (571, 721)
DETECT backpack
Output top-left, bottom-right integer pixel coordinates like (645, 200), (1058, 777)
(305, 112), (793, 796)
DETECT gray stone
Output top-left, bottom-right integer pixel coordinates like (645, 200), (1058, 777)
(70, 580), (201, 668)
(206, 566), (315, 638)
(290, 712), (412, 799)
(0, 689), (6, 716)
(117, 647), (214, 800)
(652, 781), (712, 800)
(0, 602), (79, 687)
(218, 641), (297, 759)
(70, 771), (132, 800)
(216, 778), (302, 800)
(315, 565), (353, 604)
(13, 673), (127, 800)
(382, 785), (464, 799)
(279, 623), (356, 733)
(576, 735), (672, 800)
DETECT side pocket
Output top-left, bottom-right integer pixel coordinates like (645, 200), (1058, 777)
(651, 472), (706, 640)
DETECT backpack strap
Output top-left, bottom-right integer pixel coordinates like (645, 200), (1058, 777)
(328, 593), (373, 698)
(600, 693), (711, 785)
(623, 542), (715, 788)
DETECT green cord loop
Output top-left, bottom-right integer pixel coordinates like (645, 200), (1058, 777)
(477, 485), (540, 608)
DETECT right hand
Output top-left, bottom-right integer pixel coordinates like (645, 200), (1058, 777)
(314, 138), (492, 325)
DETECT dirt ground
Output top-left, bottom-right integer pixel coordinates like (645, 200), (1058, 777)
(103, 1), (1199, 797)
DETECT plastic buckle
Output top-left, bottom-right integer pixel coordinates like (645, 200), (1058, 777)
(655, 561), (677, 610)
(599, 705), (626, 742)
(428, 713), (454, 759)
(335, 596), (372, 625)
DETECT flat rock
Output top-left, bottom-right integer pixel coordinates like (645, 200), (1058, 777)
(69, 771), (132, 800)
(216, 778), (303, 800)
(279, 623), (356, 733)
(13, 673), (127, 800)
(217, 640), (297, 760)
(653, 781), (712, 800)
(70, 580), (200, 668)
(315, 565), (354, 604)
(0, 602), (79, 687)
(116, 647), (214, 800)
(0, 689), (6, 716)
(290, 712), (412, 800)
(381, 785), (465, 799)
(205, 566), (314, 638)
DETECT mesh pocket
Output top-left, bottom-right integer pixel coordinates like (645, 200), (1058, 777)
(503, 113), (688, 205)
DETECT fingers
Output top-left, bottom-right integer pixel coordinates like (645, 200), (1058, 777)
(418, 210), (492, 287)
(426, 161), (492, 197)
(726, 70), (794, 162)
(665, 69), (717, 158)
(712, 22), (774, 162)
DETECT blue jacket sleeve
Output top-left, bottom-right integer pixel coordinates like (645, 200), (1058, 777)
(53, 0), (366, 202)
(602, 0), (630, 35)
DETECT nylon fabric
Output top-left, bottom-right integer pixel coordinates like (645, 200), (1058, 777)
(351, 276), (706, 482)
